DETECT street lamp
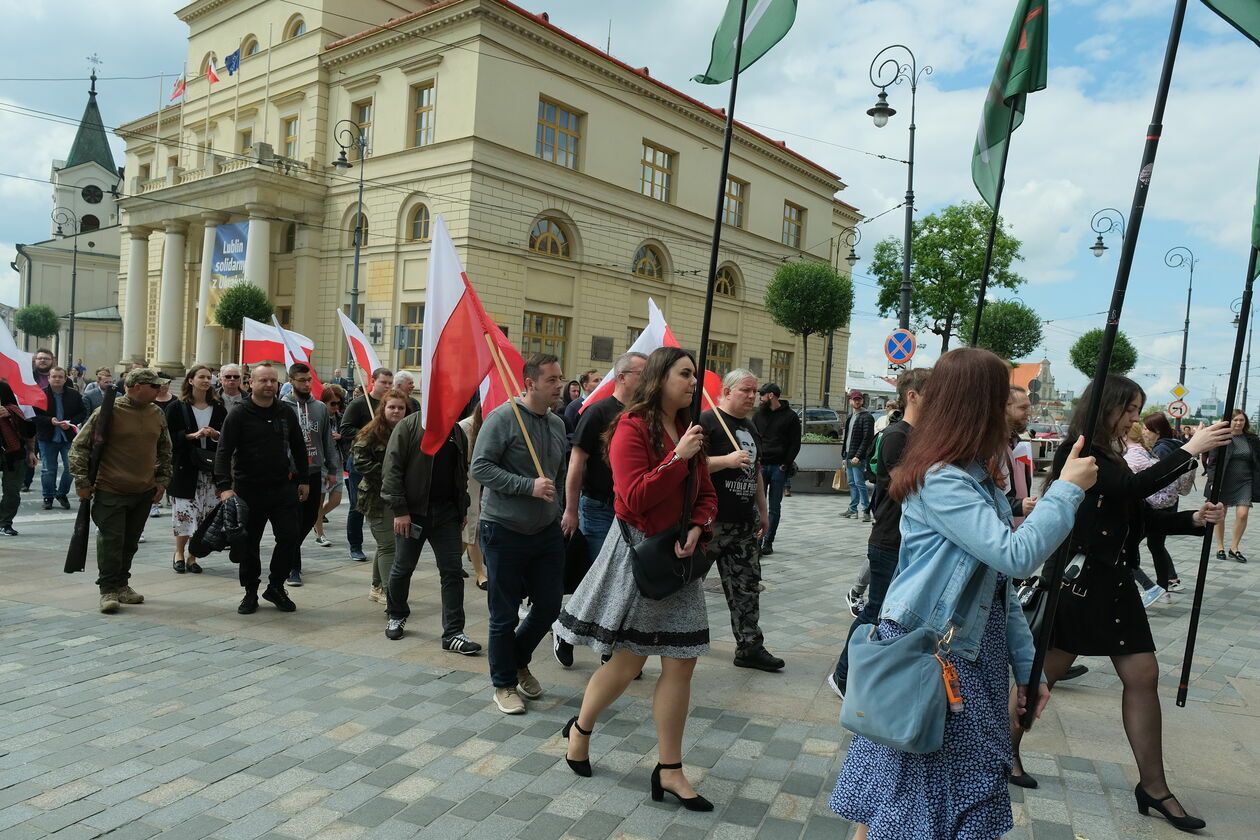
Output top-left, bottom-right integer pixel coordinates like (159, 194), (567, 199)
(1089, 208), (1126, 258)
(867, 45), (930, 330)
(51, 207), (80, 371)
(1165, 245), (1197, 427)
(1232, 296), (1253, 414)
(331, 119), (369, 376)
(823, 225), (863, 408)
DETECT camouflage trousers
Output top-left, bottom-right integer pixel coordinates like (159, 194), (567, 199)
(711, 520), (765, 652)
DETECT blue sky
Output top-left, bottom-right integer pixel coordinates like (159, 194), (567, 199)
(3, 0), (1258, 409)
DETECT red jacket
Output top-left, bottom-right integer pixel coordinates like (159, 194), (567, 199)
(610, 413), (717, 544)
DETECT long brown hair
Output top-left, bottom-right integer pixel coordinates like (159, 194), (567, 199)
(180, 365), (220, 406)
(1042, 373), (1144, 490)
(604, 346), (701, 460)
(889, 348), (1010, 502)
(356, 389), (409, 449)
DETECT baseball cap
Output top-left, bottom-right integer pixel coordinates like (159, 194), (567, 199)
(758, 383), (781, 396)
(848, 389), (865, 400)
(125, 368), (162, 387)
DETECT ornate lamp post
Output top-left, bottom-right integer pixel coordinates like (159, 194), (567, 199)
(823, 226), (862, 407)
(1165, 245), (1197, 427)
(1089, 207), (1126, 258)
(331, 119), (369, 375)
(866, 45), (930, 330)
(51, 207), (80, 369)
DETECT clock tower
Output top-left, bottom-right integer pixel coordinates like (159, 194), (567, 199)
(50, 71), (122, 237)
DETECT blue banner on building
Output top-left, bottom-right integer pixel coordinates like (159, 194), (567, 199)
(208, 222), (248, 323)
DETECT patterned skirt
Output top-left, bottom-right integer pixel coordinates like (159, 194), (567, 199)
(172, 472), (218, 538)
(829, 577), (1014, 840)
(553, 519), (709, 659)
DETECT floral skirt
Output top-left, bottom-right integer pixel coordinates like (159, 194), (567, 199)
(172, 472), (218, 538)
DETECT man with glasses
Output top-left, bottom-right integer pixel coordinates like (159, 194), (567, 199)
(218, 364), (247, 411)
(70, 368), (172, 614)
(281, 362), (340, 585)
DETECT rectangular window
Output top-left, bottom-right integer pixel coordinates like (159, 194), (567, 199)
(706, 340), (735, 377)
(412, 83), (435, 147)
(641, 142), (674, 202)
(137, 163), (151, 182)
(521, 310), (570, 366)
(782, 202), (804, 248)
(536, 98), (581, 169)
(167, 154), (179, 171)
(238, 129), (252, 155)
(282, 116), (299, 158)
(724, 177), (747, 227)
(627, 326), (644, 347)
(770, 350), (793, 394)
(402, 303), (424, 368)
(352, 99), (372, 159)
(276, 306), (292, 328)
(342, 302), (364, 329)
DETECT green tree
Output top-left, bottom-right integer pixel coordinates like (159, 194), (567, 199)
(872, 201), (1024, 353)
(14, 304), (59, 339)
(1068, 328), (1138, 379)
(764, 261), (854, 420)
(957, 299), (1043, 363)
(212, 283), (273, 332)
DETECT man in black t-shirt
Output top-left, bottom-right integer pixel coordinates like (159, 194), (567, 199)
(701, 369), (782, 673)
(828, 366), (930, 698)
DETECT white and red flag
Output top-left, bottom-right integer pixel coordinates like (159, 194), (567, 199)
(335, 309), (382, 381)
(206, 54), (221, 84)
(241, 317), (313, 364)
(476, 310), (526, 420)
(271, 315), (323, 399)
(0, 326), (47, 415)
(169, 73), (186, 102)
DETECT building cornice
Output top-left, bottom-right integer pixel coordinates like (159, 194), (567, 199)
(176, 0), (235, 24)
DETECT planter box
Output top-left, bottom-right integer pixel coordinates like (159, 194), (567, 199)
(796, 441), (845, 471)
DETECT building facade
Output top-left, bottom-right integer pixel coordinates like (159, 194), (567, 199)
(115, 0), (860, 398)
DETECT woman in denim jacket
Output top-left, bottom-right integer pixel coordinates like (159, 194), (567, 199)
(831, 348), (1097, 840)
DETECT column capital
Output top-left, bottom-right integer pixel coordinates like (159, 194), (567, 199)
(121, 225), (153, 240)
(245, 203), (275, 220)
(163, 219), (189, 235)
(201, 211), (230, 226)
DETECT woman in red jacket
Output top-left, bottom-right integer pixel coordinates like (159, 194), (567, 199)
(555, 346), (718, 810)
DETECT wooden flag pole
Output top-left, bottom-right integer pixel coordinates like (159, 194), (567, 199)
(702, 388), (739, 450)
(484, 332), (543, 478)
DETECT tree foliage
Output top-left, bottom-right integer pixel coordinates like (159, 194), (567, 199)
(871, 201), (1024, 353)
(1068, 328), (1138, 379)
(14, 304), (59, 339)
(212, 283), (274, 332)
(764, 261), (854, 419)
(957, 299), (1043, 363)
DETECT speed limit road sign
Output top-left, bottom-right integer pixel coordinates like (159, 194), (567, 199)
(1168, 400), (1189, 419)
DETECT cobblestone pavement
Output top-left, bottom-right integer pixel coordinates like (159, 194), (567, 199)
(1, 484), (1258, 839)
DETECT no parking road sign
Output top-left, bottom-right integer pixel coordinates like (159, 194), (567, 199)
(885, 329), (916, 365)
(1168, 400), (1189, 419)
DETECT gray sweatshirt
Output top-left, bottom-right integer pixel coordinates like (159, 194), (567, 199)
(281, 391), (341, 481)
(471, 397), (567, 535)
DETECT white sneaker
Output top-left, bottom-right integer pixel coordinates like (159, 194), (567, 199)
(138, 535), (146, 543)
(518, 602), (531, 621)
(845, 588), (865, 618)
(1160, 591), (1173, 604)
(1167, 579), (1184, 592)
(149, 505), (161, 518)
(1141, 586), (1166, 608)
(314, 535), (332, 547)
(827, 673), (845, 699)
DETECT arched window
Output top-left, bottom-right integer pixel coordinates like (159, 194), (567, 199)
(409, 205), (431, 241)
(348, 212), (368, 247)
(283, 223), (296, 253)
(632, 245), (664, 279)
(285, 16), (307, 40)
(81, 215), (100, 232)
(529, 218), (570, 258)
(243, 37), (260, 57)
(715, 265), (738, 298)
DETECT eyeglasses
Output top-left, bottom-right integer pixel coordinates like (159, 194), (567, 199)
(221, 374), (240, 379)
(143, 383), (161, 389)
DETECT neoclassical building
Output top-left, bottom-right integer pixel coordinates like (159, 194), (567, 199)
(115, 0), (861, 399)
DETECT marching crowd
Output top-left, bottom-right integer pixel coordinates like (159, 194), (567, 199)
(2, 341), (1258, 837)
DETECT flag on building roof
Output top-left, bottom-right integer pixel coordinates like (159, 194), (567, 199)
(169, 73), (186, 102)
(1201, 0), (1260, 47)
(0, 326), (47, 414)
(224, 49), (241, 76)
(972, 0), (1048, 208)
(694, 0), (797, 85)
(206, 54), (221, 84)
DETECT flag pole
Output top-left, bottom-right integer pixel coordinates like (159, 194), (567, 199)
(155, 73), (164, 164)
(484, 333), (543, 477)
(970, 105), (1018, 347)
(262, 23), (273, 144)
(1021, 0), (1191, 729)
(232, 37), (243, 153)
(204, 58), (212, 167)
(702, 389), (740, 450)
(177, 62), (186, 168)
(1177, 245), (1255, 706)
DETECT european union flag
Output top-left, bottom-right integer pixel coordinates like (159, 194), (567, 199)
(224, 49), (241, 75)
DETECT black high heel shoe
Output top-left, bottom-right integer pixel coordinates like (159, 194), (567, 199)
(1135, 784), (1206, 832)
(651, 762), (713, 811)
(562, 716), (592, 777)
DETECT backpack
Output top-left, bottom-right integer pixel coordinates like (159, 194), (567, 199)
(864, 427), (888, 483)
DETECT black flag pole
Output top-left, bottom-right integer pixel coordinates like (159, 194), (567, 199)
(1021, 0), (1191, 729)
(1177, 245), (1256, 707)
(970, 105), (1018, 347)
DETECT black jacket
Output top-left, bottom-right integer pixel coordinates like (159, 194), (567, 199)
(166, 400), (229, 499)
(34, 386), (86, 443)
(214, 397), (309, 491)
(0, 383), (36, 468)
(189, 496), (250, 558)
(1205, 432), (1260, 503)
(751, 401), (802, 466)
(844, 409), (875, 461)
(381, 412), (471, 519)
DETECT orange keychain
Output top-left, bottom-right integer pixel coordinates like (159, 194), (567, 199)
(935, 653), (964, 714)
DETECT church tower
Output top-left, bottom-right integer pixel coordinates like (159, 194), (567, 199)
(50, 71), (121, 237)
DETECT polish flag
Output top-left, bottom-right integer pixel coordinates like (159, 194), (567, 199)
(241, 317), (314, 365)
(420, 215), (503, 455)
(336, 309), (382, 381)
(206, 54), (221, 84)
(271, 315), (323, 399)
(169, 74), (186, 102)
(0, 327), (47, 415)
(476, 318), (526, 420)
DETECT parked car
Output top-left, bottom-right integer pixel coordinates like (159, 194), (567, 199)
(797, 407), (843, 439)
(1025, 422), (1065, 472)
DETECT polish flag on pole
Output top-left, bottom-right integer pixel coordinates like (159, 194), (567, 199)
(476, 319), (526, 420)
(336, 308), (382, 379)
(241, 317), (313, 364)
(206, 54), (221, 84)
(420, 215), (505, 455)
(271, 315), (323, 399)
(0, 326), (47, 415)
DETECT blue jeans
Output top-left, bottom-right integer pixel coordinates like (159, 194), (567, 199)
(760, 464), (787, 545)
(480, 519), (565, 688)
(39, 439), (72, 500)
(345, 458), (363, 551)
(833, 544), (900, 685)
(845, 462), (870, 513)
(578, 495), (615, 565)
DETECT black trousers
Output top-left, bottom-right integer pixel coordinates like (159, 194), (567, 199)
(387, 502), (466, 638)
(292, 473), (323, 572)
(230, 482), (300, 592)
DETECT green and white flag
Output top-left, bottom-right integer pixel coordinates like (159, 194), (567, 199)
(971, 0), (1049, 208)
(694, 0), (797, 85)
(1201, 0), (1260, 48)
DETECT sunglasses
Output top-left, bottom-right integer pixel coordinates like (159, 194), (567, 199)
(221, 374), (240, 379)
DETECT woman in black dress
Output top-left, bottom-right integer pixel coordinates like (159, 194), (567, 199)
(1009, 374), (1230, 831)
(1209, 409), (1260, 562)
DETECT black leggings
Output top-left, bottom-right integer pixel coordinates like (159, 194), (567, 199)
(1146, 530), (1179, 587)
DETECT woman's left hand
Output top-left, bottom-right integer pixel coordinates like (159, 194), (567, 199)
(1195, 501), (1225, 526)
(675, 525), (702, 558)
(1013, 682), (1051, 731)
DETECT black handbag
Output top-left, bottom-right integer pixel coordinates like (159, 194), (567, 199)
(619, 519), (712, 600)
(1017, 576), (1047, 638)
(181, 402), (217, 472)
(563, 530), (591, 595)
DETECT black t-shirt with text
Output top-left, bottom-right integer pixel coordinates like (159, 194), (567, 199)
(573, 396), (623, 503)
(699, 408), (761, 523)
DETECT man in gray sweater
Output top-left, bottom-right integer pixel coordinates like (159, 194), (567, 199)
(471, 352), (567, 715)
(281, 362), (340, 586)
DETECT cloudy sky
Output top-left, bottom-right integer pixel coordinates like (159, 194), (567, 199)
(3, 0), (1259, 408)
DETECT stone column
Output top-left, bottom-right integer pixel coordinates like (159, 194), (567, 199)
(155, 220), (189, 374)
(292, 220), (319, 341)
(245, 203), (272, 291)
(120, 226), (150, 366)
(195, 212), (229, 364)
